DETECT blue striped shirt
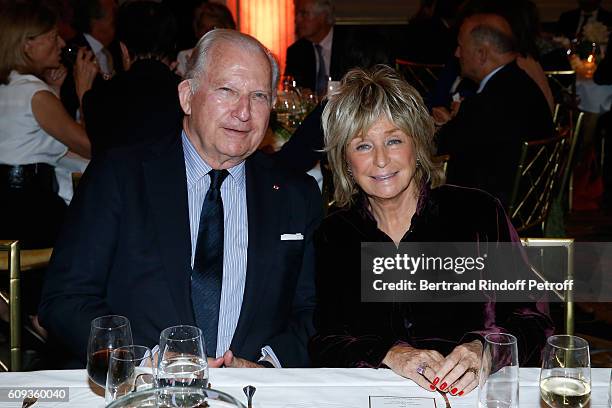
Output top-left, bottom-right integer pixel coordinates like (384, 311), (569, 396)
(182, 131), (248, 358)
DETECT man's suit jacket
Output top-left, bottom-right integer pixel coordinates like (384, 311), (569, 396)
(82, 59), (183, 158)
(437, 61), (554, 207)
(60, 33), (123, 118)
(38, 131), (322, 367)
(557, 7), (612, 39)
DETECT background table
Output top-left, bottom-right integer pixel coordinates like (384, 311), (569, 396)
(0, 368), (610, 407)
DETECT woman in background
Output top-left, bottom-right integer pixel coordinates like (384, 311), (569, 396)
(0, 2), (96, 248)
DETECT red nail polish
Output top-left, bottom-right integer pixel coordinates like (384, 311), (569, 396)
(451, 388), (458, 395)
(440, 382), (447, 390)
(433, 377), (440, 385)
(430, 385), (436, 390)
(459, 391), (464, 396)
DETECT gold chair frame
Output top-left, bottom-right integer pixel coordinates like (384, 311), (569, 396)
(0, 240), (21, 371)
(520, 238), (575, 335)
(395, 59), (445, 97)
(508, 134), (568, 233)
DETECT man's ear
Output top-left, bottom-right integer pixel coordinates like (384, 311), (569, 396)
(178, 80), (193, 115)
(119, 41), (131, 71)
(477, 46), (488, 66)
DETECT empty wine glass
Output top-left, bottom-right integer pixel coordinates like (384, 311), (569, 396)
(156, 325), (209, 389)
(87, 315), (133, 387)
(540, 335), (591, 408)
(105, 345), (154, 403)
(478, 333), (519, 408)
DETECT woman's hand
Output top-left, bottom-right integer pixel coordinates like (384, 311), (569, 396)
(42, 65), (67, 93)
(433, 339), (482, 396)
(382, 344), (445, 391)
(74, 47), (99, 105)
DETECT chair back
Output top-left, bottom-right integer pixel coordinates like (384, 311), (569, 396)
(508, 134), (568, 233)
(395, 59), (444, 97)
(0, 240), (21, 371)
(520, 237), (575, 335)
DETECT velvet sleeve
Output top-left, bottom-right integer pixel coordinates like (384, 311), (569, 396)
(309, 223), (396, 368)
(462, 197), (554, 365)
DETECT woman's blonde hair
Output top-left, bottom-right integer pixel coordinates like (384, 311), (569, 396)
(0, 3), (58, 84)
(322, 65), (443, 208)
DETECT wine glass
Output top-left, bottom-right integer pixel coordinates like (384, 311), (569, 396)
(87, 315), (133, 387)
(478, 333), (519, 408)
(540, 335), (591, 408)
(156, 325), (209, 388)
(105, 345), (154, 403)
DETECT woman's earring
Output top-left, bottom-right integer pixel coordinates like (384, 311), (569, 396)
(416, 159), (421, 167)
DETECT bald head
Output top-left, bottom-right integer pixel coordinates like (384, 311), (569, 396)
(455, 14), (517, 83)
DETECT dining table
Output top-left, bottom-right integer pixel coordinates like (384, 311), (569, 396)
(0, 367), (610, 407)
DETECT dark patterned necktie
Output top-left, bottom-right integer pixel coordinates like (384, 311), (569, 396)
(191, 169), (229, 358)
(315, 43), (328, 96)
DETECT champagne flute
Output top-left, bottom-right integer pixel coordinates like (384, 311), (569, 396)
(156, 325), (209, 388)
(87, 315), (133, 387)
(105, 345), (154, 403)
(478, 333), (519, 408)
(540, 335), (591, 408)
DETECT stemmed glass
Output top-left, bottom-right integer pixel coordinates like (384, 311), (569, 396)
(478, 333), (519, 408)
(156, 325), (209, 388)
(87, 315), (133, 388)
(540, 335), (591, 408)
(105, 345), (154, 403)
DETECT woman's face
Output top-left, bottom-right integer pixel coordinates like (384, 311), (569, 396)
(25, 27), (65, 72)
(346, 116), (419, 203)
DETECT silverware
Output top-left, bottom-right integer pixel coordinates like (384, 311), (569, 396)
(437, 390), (451, 408)
(21, 397), (37, 408)
(243, 385), (256, 408)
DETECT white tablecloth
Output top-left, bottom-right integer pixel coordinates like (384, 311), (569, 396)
(0, 368), (610, 407)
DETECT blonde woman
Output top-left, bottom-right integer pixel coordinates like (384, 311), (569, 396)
(0, 2), (96, 247)
(310, 65), (553, 396)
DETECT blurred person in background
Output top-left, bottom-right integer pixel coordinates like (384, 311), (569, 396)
(175, 1), (236, 78)
(0, 1), (95, 249)
(83, 1), (183, 157)
(61, 0), (120, 117)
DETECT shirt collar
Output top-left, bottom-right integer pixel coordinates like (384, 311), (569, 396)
(477, 64), (505, 93)
(318, 26), (334, 50)
(83, 33), (104, 54)
(581, 9), (598, 18)
(181, 130), (246, 190)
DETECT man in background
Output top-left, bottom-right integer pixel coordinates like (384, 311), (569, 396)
(437, 14), (553, 206)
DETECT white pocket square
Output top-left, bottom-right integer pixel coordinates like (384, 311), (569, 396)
(280, 233), (304, 241)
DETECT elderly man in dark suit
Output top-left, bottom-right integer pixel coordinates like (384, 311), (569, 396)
(557, 0), (612, 39)
(437, 14), (553, 206)
(39, 29), (322, 369)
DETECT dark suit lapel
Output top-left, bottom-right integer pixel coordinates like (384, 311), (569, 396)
(230, 154), (280, 353)
(143, 134), (194, 324)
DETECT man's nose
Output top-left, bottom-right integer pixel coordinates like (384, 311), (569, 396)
(232, 94), (251, 122)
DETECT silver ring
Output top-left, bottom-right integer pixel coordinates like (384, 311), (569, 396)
(416, 362), (428, 375)
(467, 367), (479, 377)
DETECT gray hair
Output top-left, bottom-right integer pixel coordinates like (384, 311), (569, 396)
(184, 29), (279, 100)
(470, 24), (516, 54)
(311, 0), (335, 25)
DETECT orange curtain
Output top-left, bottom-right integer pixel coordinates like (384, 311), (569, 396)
(238, 0), (295, 80)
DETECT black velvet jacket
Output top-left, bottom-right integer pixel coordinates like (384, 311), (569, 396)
(310, 184), (554, 368)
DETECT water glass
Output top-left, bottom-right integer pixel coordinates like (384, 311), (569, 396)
(540, 335), (591, 408)
(87, 315), (133, 387)
(478, 333), (519, 408)
(156, 325), (209, 388)
(105, 345), (154, 403)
